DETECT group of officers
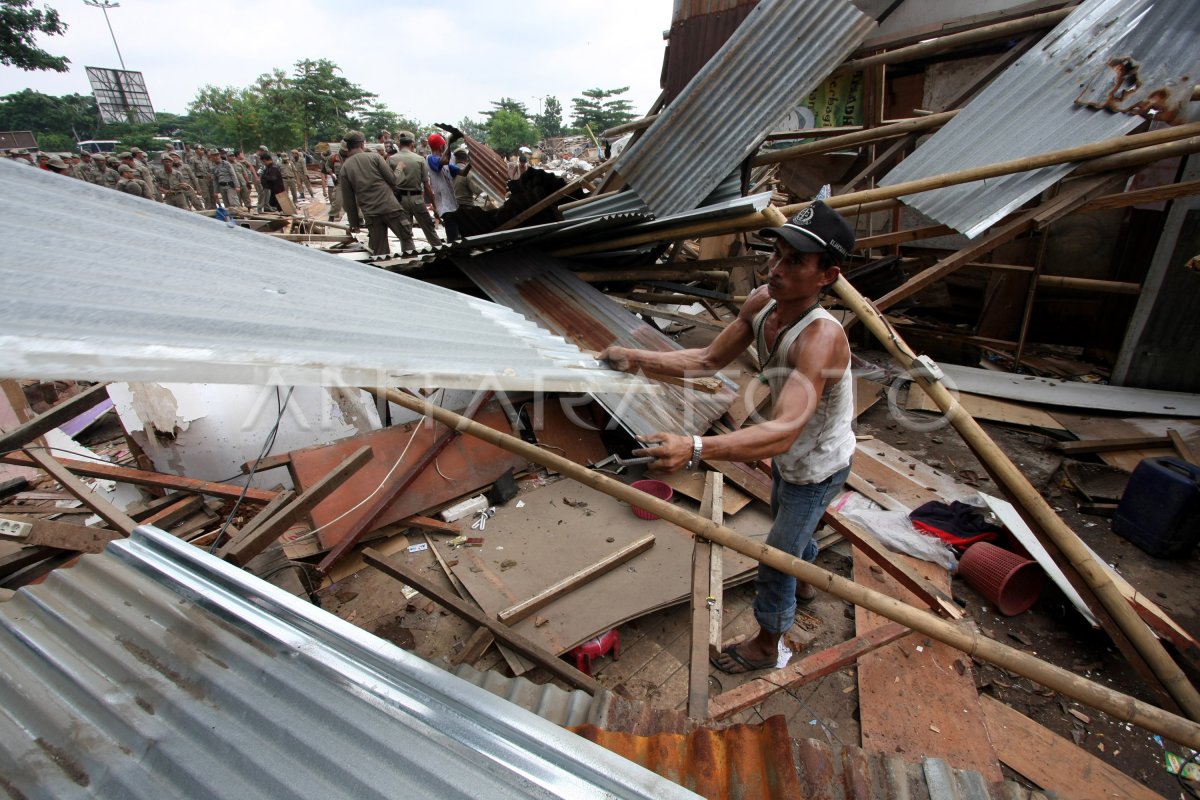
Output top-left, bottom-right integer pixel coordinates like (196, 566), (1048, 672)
(5, 144), (317, 213)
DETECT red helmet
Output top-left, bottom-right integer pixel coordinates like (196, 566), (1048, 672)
(428, 133), (446, 151)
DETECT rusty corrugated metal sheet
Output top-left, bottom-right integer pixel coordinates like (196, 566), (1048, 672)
(571, 716), (802, 800)
(616, 0), (875, 218)
(880, 0), (1200, 238)
(663, 1), (760, 105)
(454, 248), (735, 437)
(463, 133), (510, 202)
(0, 130), (38, 150)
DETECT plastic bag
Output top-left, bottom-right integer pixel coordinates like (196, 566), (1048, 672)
(841, 507), (959, 571)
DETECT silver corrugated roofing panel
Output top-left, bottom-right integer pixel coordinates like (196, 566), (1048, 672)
(879, 0), (1200, 238)
(0, 526), (701, 799)
(0, 160), (649, 395)
(453, 249), (735, 437)
(615, 0), (875, 217)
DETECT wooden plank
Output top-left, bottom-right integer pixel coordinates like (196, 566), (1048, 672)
(219, 446), (373, 566)
(498, 533), (656, 624)
(288, 402), (523, 550)
(708, 622), (910, 721)
(141, 495), (204, 529)
(0, 452), (279, 503)
(451, 627), (495, 667)
(706, 474), (725, 653)
(655, 468), (752, 515)
(19, 448), (138, 535)
(906, 384), (1066, 430)
(1049, 413), (1200, 472)
(0, 383), (111, 454)
(823, 508), (962, 619)
(0, 546), (63, 580)
(979, 695), (1162, 800)
(688, 472), (723, 719)
(1168, 428), (1200, 466)
(0, 517), (118, 553)
(240, 452), (292, 474)
(706, 459), (771, 504)
(1054, 436), (1173, 455)
(363, 548), (602, 693)
(234, 490), (295, 541)
(855, 546), (1003, 783)
(402, 515), (461, 535)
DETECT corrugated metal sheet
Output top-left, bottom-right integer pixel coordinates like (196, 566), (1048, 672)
(663, 1), (760, 104)
(615, 0), (876, 218)
(454, 248), (735, 436)
(463, 133), (510, 203)
(0, 159), (651, 395)
(0, 526), (702, 799)
(571, 716), (803, 800)
(0, 130), (39, 150)
(879, 0), (1200, 238)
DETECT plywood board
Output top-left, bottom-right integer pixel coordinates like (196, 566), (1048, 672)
(854, 547), (1003, 783)
(906, 385), (1067, 430)
(656, 468), (752, 515)
(530, 399), (611, 466)
(288, 404), (527, 549)
(979, 695), (1161, 800)
(442, 479), (763, 658)
(1050, 412), (1200, 472)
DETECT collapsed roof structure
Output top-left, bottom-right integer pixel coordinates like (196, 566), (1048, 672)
(3, 0), (1200, 797)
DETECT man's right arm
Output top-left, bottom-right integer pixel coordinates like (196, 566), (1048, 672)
(600, 285), (770, 376)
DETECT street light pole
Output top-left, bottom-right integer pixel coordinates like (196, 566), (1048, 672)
(83, 0), (126, 71)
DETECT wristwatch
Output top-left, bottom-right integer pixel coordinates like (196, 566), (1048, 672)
(686, 435), (703, 470)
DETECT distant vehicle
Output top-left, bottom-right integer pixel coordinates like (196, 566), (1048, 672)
(77, 139), (120, 154)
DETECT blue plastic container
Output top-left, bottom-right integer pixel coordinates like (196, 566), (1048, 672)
(1112, 457), (1200, 558)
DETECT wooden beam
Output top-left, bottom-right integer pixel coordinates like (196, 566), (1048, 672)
(140, 494), (204, 529)
(0, 383), (111, 454)
(1168, 429), (1200, 466)
(0, 517), (118, 553)
(0, 452), (278, 503)
(708, 622), (910, 721)
(1053, 436), (1171, 454)
(613, 299), (727, 333)
(0, 546), (64, 580)
(498, 533), (655, 624)
(752, 111), (959, 167)
(689, 471), (725, 719)
(18, 448), (138, 535)
(823, 509), (963, 619)
(979, 695), (1161, 800)
(219, 446), (373, 566)
(363, 548), (602, 693)
(369, 385), (1200, 750)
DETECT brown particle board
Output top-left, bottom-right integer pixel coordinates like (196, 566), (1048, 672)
(1050, 413), (1200, 472)
(854, 547), (1003, 783)
(979, 694), (1161, 800)
(906, 384), (1067, 430)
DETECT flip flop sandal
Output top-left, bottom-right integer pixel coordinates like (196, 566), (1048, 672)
(710, 644), (775, 674)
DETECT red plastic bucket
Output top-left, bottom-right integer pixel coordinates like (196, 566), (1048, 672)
(630, 479), (673, 520)
(958, 541), (1044, 616)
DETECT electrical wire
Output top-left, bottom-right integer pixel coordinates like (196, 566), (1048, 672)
(210, 386), (294, 553)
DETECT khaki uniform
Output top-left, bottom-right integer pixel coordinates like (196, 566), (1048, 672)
(390, 149), (441, 248)
(323, 154), (343, 222)
(157, 166), (191, 209)
(278, 157), (300, 205)
(292, 155), (312, 198)
(101, 165), (120, 189)
(211, 159), (242, 208)
(177, 162), (204, 209)
(236, 161), (256, 209)
(453, 171), (482, 209)
(339, 149), (406, 256)
(78, 161), (102, 184)
(191, 155), (215, 207)
(133, 158), (162, 201)
(117, 176), (152, 198)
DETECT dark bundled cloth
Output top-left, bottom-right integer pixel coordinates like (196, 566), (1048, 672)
(909, 500), (1005, 549)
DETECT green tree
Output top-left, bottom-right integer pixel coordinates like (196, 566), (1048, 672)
(358, 103), (400, 140)
(252, 68), (302, 151)
(570, 87), (635, 133)
(0, 0), (69, 72)
(534, 96), (564, 138)
(0, 89), (97, 140)
(188, 85), (262, 151)
(480, 97), (529, 124)
(456, 115), (486, 142)
(291, 58), (375, 147)
(486, 109), (538, 156)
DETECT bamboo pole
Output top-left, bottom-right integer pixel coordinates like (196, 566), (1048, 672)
(834, 8), (1072, 76)
(829, 277), (1200, 721)
(752, 110), (960, 167)
(601, 114), (660, 139)
(365, 386), (1200, 747)
(551, 123), (1200, 258)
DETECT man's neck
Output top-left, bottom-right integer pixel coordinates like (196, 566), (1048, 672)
(771, 294), (822, 324)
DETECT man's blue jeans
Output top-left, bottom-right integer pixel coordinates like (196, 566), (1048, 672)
(753, 461), (852, 635)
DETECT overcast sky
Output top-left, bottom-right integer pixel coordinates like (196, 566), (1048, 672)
(0, 0), (669, 127)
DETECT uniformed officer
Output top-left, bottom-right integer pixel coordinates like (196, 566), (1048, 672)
(129, 147), (162, 200)
(116, 164), (152, 197)
(389, 130), (442, 249)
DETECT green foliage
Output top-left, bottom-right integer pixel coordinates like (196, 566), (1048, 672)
(0, 0), (69, 72)
(0, 88), (97, 139)
(534, 96), (564, 139)
(480, 97), (529, 123)
(358, 104), (400, 140)
(456, 116), (486, 143)
(570, 87), (635, 133)
(485, 109), (538, 156)
(291, 58), (375, 146)
(104, 121), (160, 152)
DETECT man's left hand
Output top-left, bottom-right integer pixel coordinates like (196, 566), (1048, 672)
(634, 432), (694, 473)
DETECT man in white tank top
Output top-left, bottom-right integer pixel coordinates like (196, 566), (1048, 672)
(601, 201), (856, 674)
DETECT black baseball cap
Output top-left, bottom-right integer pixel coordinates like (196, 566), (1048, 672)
(760, 200), (855, 264)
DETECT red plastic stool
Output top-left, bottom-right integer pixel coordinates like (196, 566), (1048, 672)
(569, 629), (620, 676)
